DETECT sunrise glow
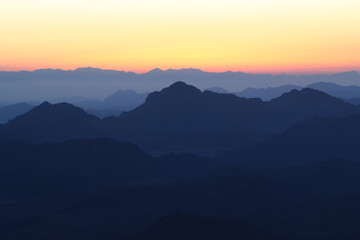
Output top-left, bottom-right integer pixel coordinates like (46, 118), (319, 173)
(1, 0), (360, 73)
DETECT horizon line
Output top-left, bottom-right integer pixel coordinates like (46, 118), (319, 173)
(0, 66), (359, 76)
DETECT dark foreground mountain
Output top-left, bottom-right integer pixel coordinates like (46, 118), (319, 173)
(107, 82), (359, 145)
(120, 158), (360, 239)
(127, 212), (284, 240)
(0, 103), (34, 124)
(222, 112), (360, 168)
(104, 82), (360, 133)
(0, 138), (214, 201)
(2, 156), (360, 240)
(0, 102), (103, 143)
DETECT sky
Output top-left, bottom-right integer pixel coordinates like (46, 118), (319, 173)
(0, 0), (360, 74)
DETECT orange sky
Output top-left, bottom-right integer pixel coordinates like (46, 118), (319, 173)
(1, 0), (359, 74)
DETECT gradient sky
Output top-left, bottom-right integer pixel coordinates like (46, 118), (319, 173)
(1, 0), (360, 73)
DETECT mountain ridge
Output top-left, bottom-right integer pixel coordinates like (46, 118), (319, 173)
(1, 82), (359, 157)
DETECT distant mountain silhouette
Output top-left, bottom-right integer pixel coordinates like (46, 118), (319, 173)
(222, 112), (360, 168)
(235, 85), (302, 100)
(102, 89), (147, 108)
(228, 81), (360, 101)
(0, 103), (34, 124)
(82, 89), (148, 118)
(49, 89), (148, 118)
(127, 213), (283, 240)
(205, 87), (230, 94)
(50, 96), (101, 106)
(306, 82), (360, 99)
(2, 102), (103, 143)
(1, 67), (360, 103)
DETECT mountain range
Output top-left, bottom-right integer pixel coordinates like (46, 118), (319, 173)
(1, 82), (359, 156)
(0, 89), (147, 123)
(2, 81), (360, 124)
(1, 67), (359, 102)
(3, 80), (360, 240)
(217, 82), (360, 101)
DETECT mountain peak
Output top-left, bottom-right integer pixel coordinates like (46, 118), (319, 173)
(103, 89), (147, 107)
(307, 82), (340, 88)
(143, 82), (201, 104)
(5, 101), (101, 143)
(169, 81), (192, 87)
(34, 101), (78, 111)
(7, 102), (97, 125)
(299, 87), (323, 94)
(75, 67), (102, 72)
(39, 101), (52, 107)
(165, 81), (202, 94)
(166, 68), (204, 74)
(275, 87), (331, 101)
(147, 68), (164, 74)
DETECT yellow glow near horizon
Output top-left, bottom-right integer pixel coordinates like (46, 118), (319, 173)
(0, 0), (360, 73)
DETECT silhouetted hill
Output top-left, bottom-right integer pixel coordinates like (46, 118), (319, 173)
(264, 88), (358, 131)
(235, 85), (301, 100)
(0, 103), (34, 124)
(110, 82), (267, 145)
(49, 90), (148, 118)
(81, 90), (148, 118)
(307, 82), (360, 98)
(102, 89), (147, 109)
(3, 102), (103, 143)
(222, 112), (360, 168)
(127, 213), (283, 240)
(49, 96), (101, 107)
(233, 81), (360, 101)
(114, 83), (358, 138)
